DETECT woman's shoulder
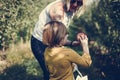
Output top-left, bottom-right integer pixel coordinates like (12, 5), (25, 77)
(48, 0), (64, 8)
(49, 0), (64, 13)
(61, 47), (76, 53)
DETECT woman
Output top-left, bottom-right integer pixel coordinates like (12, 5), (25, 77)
(43, 21), (92, 80)
(31, 0), (86, 80)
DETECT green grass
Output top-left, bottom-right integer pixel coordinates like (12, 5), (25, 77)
(0, 41), (44, 80)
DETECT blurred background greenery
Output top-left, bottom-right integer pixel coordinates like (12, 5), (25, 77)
(0, 0), (119, 80)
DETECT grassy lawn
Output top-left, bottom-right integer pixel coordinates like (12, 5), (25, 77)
(0, 41), (44, 80)
(0, 41), (119, 80)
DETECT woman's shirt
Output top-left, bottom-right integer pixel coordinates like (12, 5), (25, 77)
(32, 0), (74, 41)
(44, 47), (92, 80)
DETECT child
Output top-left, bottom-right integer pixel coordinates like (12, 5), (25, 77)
(43, 21), (92, 80)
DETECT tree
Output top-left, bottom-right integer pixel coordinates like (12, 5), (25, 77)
(0, 0), (54, 50)
(69, 0), (120, 80)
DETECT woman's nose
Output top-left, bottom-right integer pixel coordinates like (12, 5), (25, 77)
(73, 2), (78, 6)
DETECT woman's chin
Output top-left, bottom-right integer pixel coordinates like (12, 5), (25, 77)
(70, 9), (76, 12)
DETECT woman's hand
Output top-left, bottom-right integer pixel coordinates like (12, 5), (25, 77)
(77, 33), (89, 54)
(72, 63), (78, 72)
(77, 32), (88, 46)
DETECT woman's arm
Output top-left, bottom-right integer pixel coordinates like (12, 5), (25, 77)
(66, 33), (92, 67)
(67, 49), (92, 67)
(49, 1), (64, 21)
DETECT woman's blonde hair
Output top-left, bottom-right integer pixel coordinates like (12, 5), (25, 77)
(65, 0), (86, 18)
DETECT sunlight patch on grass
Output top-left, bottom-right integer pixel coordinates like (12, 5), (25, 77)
(6, 41), (34, 65)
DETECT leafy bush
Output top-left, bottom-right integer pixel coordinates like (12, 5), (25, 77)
(0, 0), (54, 49)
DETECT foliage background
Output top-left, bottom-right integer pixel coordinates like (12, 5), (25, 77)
(0, 0), (120, 80)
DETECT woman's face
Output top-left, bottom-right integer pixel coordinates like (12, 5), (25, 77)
(62, 34), (68, 45)
(69, 0), (83, 12)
